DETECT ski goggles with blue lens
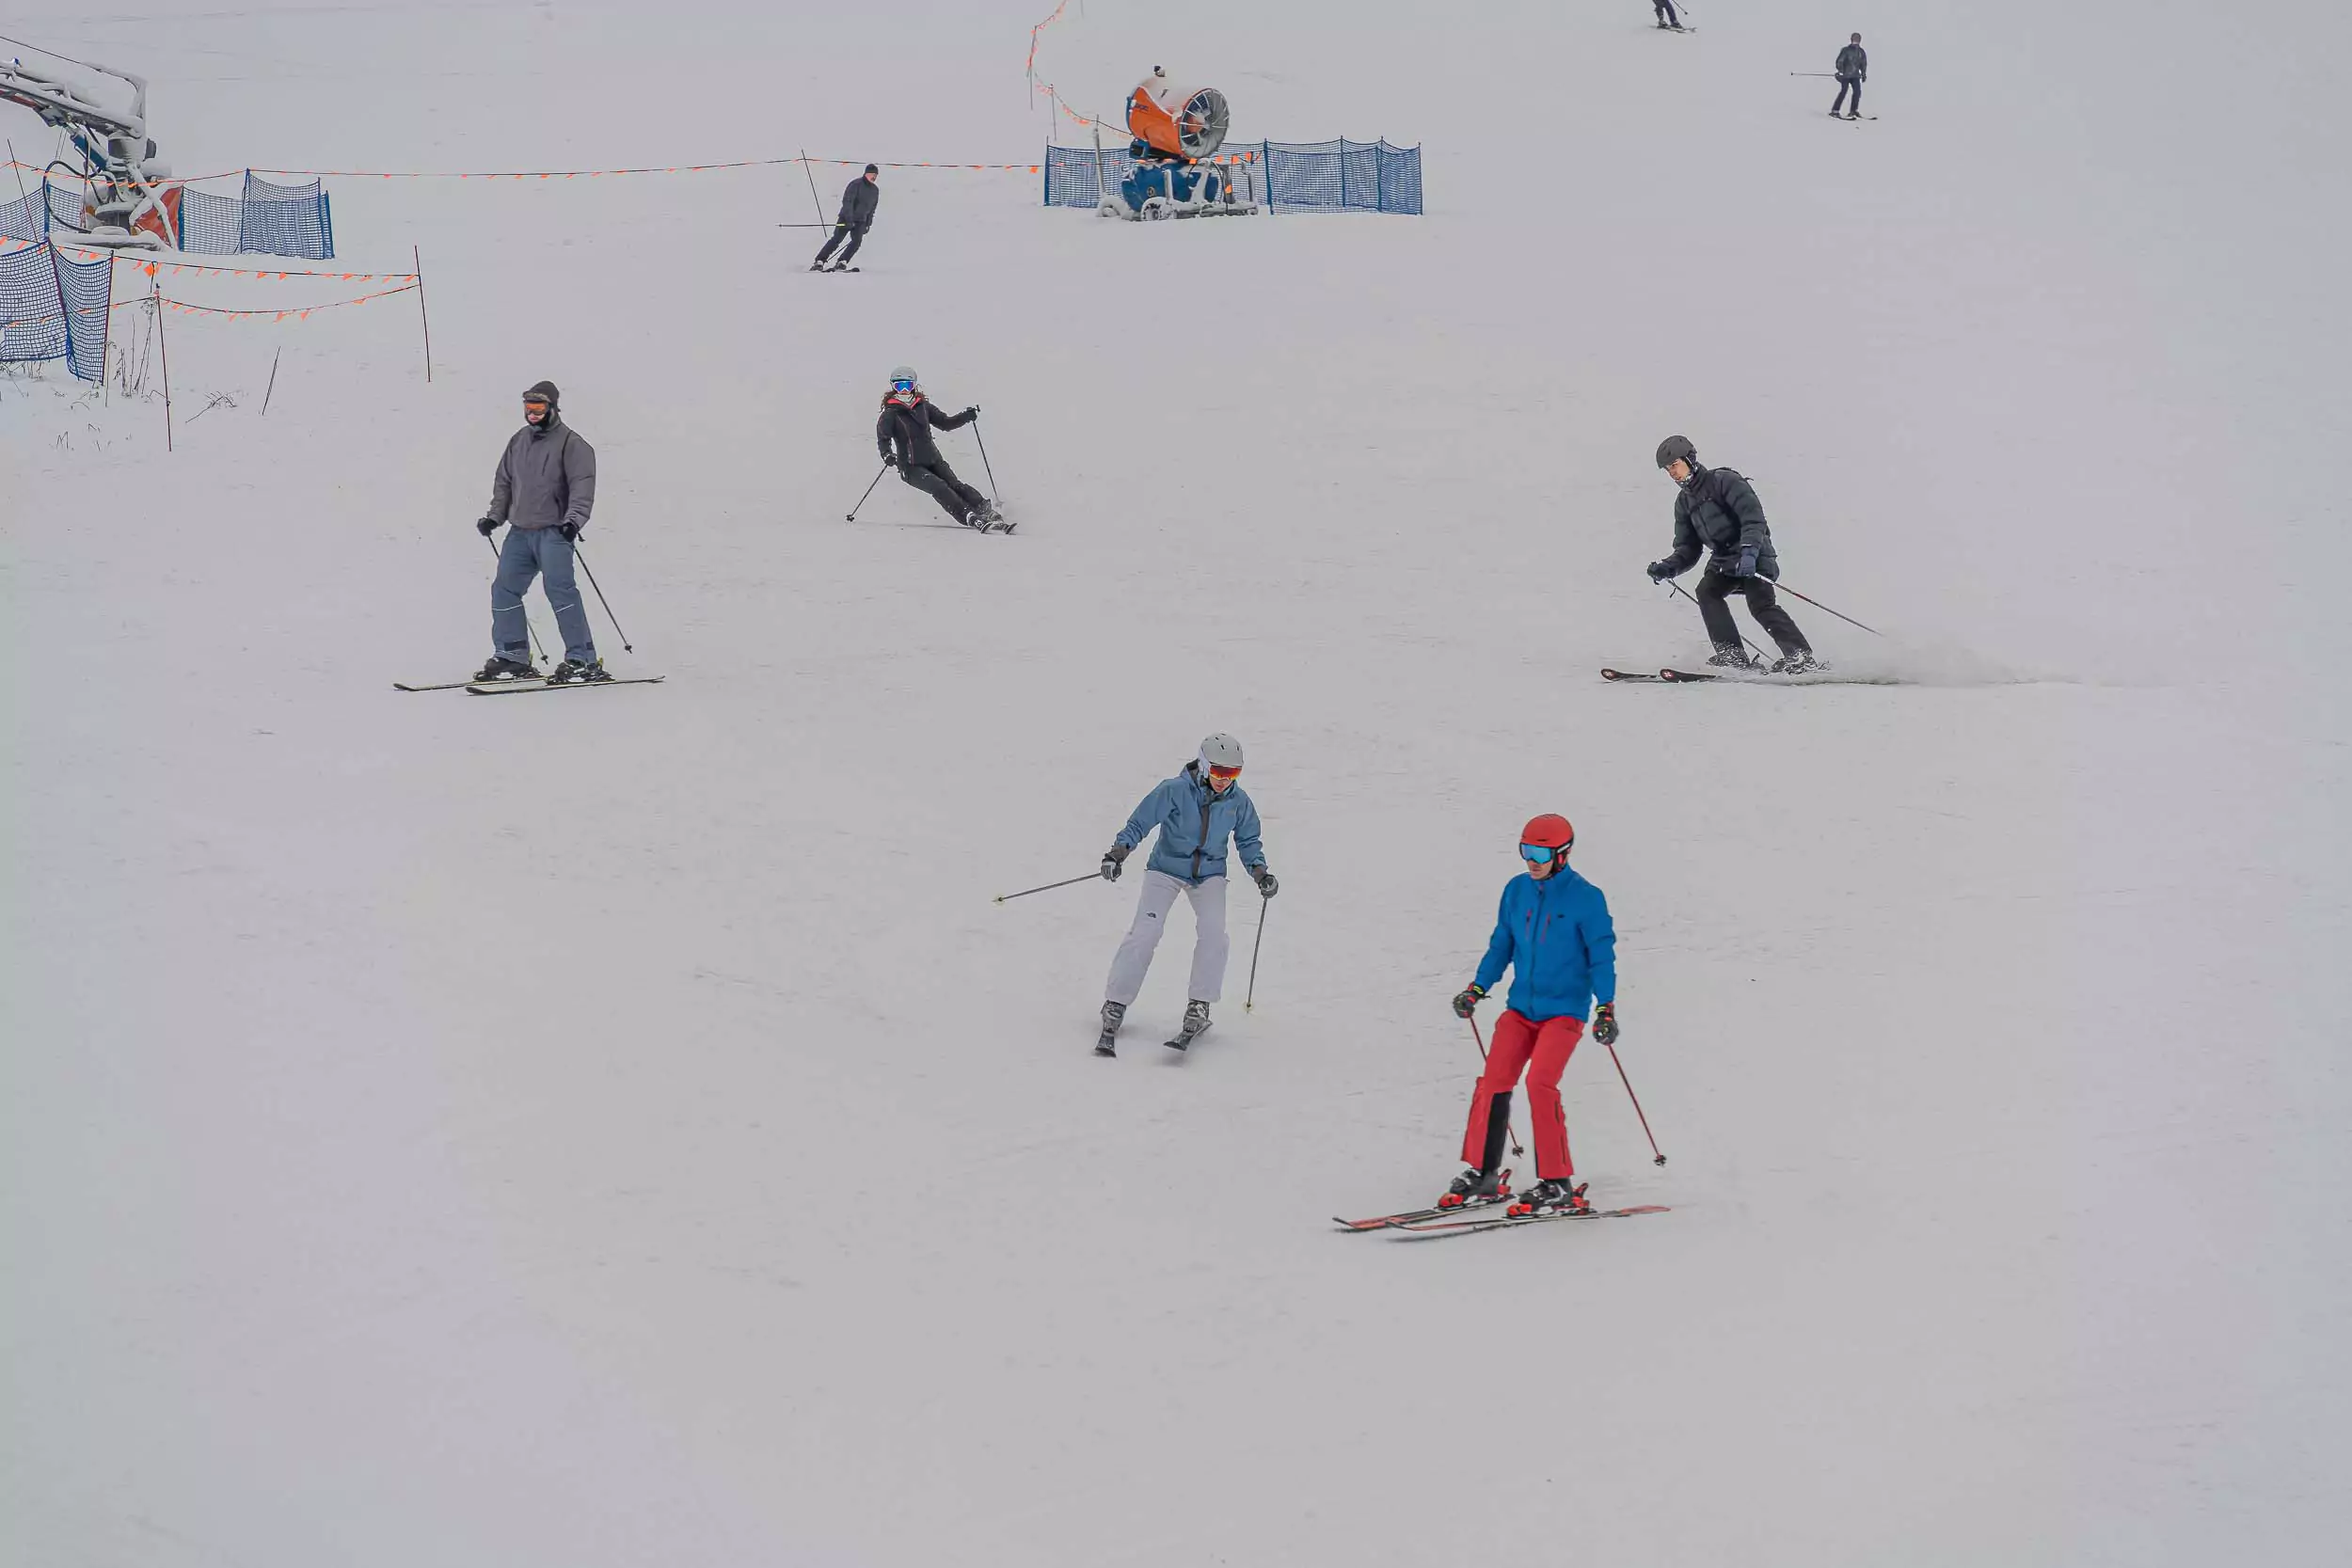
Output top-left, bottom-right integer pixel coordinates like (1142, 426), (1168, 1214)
(1520, 843), (1562, 863)
(891, 378), (917, 395)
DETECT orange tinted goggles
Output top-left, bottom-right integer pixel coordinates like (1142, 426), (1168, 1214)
(1207, 764), (1242, 782)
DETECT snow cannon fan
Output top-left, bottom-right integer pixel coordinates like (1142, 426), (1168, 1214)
(1099, 67), (1258, 222)
(0, 55), (178, 249)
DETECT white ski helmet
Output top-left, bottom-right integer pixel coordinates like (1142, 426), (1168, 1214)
(1199, 733), (1245, 774)
(889, 364), (918, 388)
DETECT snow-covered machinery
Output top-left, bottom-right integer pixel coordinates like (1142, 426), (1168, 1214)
(1098, 67), (1257, 222)
(1, 53), (178, 249)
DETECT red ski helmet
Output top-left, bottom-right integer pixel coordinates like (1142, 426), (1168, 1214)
(1521, 814), (1575, 851)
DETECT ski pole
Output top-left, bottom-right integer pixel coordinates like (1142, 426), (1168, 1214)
(570, 542), (634, 652)
(1663, 578), (1769, 660)
(846, 465), (886, 522)
(994, 871), (1102, 904)
(971, 417), (1001, 503)
(1602, 1039), (1668, 1165)
(1789, 71), (1838, 77)
(1772, 581), (1883, 637)
(1244, 901), (1268, 1012)
(485, 532), (548, 666)
(1467, 1015), (1526, 1159)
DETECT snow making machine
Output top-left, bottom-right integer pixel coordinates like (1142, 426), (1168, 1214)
(1099, 67), (1258, 221)
(1, 54), (178, 249)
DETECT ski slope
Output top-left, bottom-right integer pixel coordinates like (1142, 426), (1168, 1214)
(4, 2), (2347, 1563)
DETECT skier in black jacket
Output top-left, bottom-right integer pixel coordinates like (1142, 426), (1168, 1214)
(1832, 35), (1867, 119)
(1645, 436), (1818, 672)
(877, 367), (1000, 529)
(812, 165), (880, 272)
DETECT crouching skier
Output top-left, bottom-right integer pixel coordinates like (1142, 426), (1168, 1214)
(877, 366), (1001, 530)
(1095, 734), (1277, 1055)
(1445, 814), (1619, 1216)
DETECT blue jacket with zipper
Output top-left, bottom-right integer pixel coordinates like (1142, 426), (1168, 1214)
(1473, 867), (1618, 1023)
(1116, 763), (1266, 886)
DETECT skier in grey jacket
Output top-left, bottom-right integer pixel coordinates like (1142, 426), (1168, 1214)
(1832, 34), (1867, 118)
(473, 380), (606, 683)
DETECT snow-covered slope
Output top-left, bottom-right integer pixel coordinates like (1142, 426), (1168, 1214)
(4, 3), (2346, 1564)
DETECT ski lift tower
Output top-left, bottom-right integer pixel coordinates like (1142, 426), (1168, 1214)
(2, 52), (177, 249)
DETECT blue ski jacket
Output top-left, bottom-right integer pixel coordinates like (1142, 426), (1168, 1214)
(1116, 763), (1266, 886)
(1473, 867), (1618, 1023)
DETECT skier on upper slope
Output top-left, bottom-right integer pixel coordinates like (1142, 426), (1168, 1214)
(877, 367), (1001, 530)
(1652, 1), (1684, 31)
(1448, 815), (1618, 1217)
(1096, 734), (1277, 1055)
(1832, 34), (1868, 119)
(1646, 435), (1819, 673)
(812, 164), (880, 273)
(473, 380), (608, 684)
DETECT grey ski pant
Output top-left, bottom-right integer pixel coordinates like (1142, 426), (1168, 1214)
(493, 526), (597, 664)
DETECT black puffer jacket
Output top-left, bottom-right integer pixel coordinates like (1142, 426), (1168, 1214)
(1661, 465), (1780, 578)
(1836, 44), (1867, 80)
(837, 175), (879, 231)
(876, 394), (976, 467)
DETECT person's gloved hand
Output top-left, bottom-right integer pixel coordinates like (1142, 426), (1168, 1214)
(557, 520), (581, 542)
(1101, 845), (1129, 882)
(882, 451), (898, 467)
(477, 515), (500, 537)
(1593, 1003), (1619, 1046)
(1250, 866), (1279, 898)
(1646, 559), (1676, 582)
(963, 405), (980, 420)
(1452, 983), (1486, 1020)
(1733, 545), (1759, 578)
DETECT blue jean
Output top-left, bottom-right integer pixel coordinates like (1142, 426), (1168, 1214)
(493, 527), (596, 663)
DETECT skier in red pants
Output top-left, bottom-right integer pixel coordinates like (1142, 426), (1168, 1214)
(1445, 814), (1620, 1216)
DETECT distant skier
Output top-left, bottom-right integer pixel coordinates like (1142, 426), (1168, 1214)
(811, 164), (880, 273)
(1652, 1), (1683, 29)
(1446, 815), (1618, 1217)
(1096, 734), (1277, 1055)
(1832, 33), (1867, 119)
(473, 380), (606, 684)
(877, 366), (1000, 529)
(1646, 435), (1818, 673)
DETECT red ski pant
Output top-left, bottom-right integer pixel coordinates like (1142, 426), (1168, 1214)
(1461, 1010), (1584, 1181)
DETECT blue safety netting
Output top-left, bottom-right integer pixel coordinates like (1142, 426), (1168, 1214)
(0, 185), (42, 243)
(0, 240), (115, 379)
(0, 174), (333, 258)
(1043, 138), (1422, 214)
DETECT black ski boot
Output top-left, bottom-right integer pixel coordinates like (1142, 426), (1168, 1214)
(1770, 650), (1821, 673)
(1095, 1001), (1125, 1057)
(1168, 999), (1212, 1052)
(548, 658), (612, 685)
(1507, 1179), (1591, 1218)
(1437, 1166), (1511, 1211)
(473, 656), (537, 682)
(1706, 646), (1759, 670)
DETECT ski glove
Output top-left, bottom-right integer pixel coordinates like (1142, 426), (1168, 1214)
(882, 450), (898, 467)
(1646, 559), (1676, 582)
(1250, 866), (1278, 898)
(1592, 1003), (1619, 1046)
(1101, 845), (1129, 882)
(1731, 546), (1759, 578)
(477, 515), (500, 537)
(962, 405), (980, 420)
(1452, 984), (1486, 1019)
(557, 521), (580, 542)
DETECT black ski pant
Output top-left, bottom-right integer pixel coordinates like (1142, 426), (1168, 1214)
(815, 223), (866, 266)
(1654, 1), (1680, 25)
(1832, 77), (1863, 115)
(1696, 568), (1812, 656)
(899, 457), (987, 523)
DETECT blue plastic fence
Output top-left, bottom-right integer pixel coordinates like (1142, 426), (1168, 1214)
(1043, 138), (1422, 214)
(0, 239), (115, 379)
(0, 173), (334, 259)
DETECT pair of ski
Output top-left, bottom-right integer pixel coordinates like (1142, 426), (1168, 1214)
(393, 674), (666, 695)
(1601, 666), (1890, 686)
(1336, 1177), (1670, 1241)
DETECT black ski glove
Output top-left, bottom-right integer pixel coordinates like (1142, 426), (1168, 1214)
(1101, 845), (1129, 881)
(963, 405), (980, 420)
(1250, 866), (1278, 898)
(1646, 559), (1675, 582)
(882, 450), (898, 467)
(477, 515), (500, 537)
(1733, 545), (1759, 578)
(1452, 983), (1486, 1019)
(557, 520), (581, 542)
(1593, 1003), (1619, 1046)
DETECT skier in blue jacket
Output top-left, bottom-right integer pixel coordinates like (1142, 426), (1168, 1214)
(1445, 814), (1619, 1215)
(1095, 733), (1277, 1054)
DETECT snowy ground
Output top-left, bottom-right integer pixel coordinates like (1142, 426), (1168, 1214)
(4, 2), (2348, 1564)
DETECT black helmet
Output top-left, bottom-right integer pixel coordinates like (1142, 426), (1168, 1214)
(1656, 435), (1697, 470)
